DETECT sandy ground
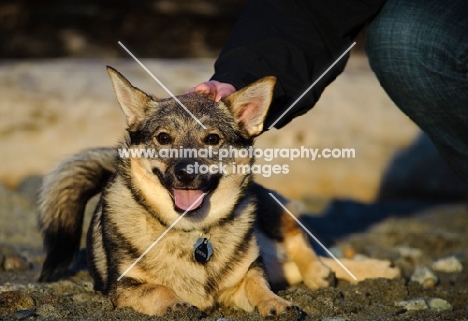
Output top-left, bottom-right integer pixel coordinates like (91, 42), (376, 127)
(0, 183), (467, 320)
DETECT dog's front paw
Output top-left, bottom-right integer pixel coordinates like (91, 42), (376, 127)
(256, 297), (303, 320)
(302, 261), (334, 289)
(164, 302), (203, 320)
(348, 258), (400, 281)
(276, 305), (303, 321)
(320, 257), (400, 283)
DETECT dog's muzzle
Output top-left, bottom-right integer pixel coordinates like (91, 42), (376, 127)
(166, 159), (222, 213)
(173, 160), (205, 211)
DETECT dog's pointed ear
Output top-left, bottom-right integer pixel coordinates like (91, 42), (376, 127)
(107, 66), (152, 131)
(223, 76), (276, 137)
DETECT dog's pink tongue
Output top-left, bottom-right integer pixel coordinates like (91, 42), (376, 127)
(174, 189), (204, 211)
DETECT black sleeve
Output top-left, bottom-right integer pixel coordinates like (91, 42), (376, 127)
(211, 0), (386, 129)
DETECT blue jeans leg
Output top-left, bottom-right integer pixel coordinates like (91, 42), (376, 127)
(366, 0), (468, 180)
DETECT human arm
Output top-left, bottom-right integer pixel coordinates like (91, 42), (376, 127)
(194, 0), (386, 129)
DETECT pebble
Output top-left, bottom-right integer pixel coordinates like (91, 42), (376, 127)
(431, 256), (463, 273)
(352, 254), (369, 261)
(2, 255), (30, 272)
(343, 247), (356, 259)
(0, 291), (35, 315)
(410, 266), (438, 289)
(0, 246), (30, 272)
(395, 298), (428, 311)
(396, 247), (423, 261)
(9, 309), (36, 320)
(329, 247), (345, 259)
(427, 298), (453, 311)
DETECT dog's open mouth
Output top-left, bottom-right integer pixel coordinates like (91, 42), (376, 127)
(172, 189), (207, 213)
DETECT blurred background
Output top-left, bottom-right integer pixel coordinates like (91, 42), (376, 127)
(1, 0), (467, 210)
(0, 0), (247, 59)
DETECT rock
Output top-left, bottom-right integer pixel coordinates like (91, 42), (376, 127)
(0, 291), (35, 315)
(396, 247), (423, 261)
(410, 266), (438, 289)
(321, 318), (347, 321)
(342, 247), (356, 259)
(431, 256), (463, 273)
(427, 298), (453, 311)
(352, 254), (369, 261)
(0, 245), (30, 272)
(395, 298), (428, 311)
(329, 247), (344, 259)
(2, 255), (30, 272)
(9, 309), (36, 320)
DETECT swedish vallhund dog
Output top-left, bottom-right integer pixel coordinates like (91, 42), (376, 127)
(38, 67), (399, 319)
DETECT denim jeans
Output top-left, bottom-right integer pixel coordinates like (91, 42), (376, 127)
(366, 0), (468, 180)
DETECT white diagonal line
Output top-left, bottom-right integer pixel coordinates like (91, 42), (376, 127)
(268, 42), (356, 129)
(117, 193), (207, 281)
(268, 193), (357, 281)
(118, 41), (207, 129)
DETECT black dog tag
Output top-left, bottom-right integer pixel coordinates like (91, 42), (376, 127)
(193, 238), (213, 263)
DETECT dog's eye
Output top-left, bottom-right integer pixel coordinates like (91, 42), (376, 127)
(204, 134), (220, 145)
(156, 132), (172, 145)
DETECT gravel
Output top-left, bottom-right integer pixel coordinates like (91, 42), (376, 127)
(1, 185), (468, 320)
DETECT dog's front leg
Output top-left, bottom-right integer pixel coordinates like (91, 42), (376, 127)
(109, 278), (201, 317)
(219, 265), (302, 319)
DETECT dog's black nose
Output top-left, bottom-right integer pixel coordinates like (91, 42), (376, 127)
(174, 161), (197, 185)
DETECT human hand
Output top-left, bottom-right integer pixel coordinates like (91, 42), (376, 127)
(186, 81), (236, 102)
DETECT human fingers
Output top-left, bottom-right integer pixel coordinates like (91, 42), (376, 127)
(213, 83), (236, 102)
(186, 81), (235, 101)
